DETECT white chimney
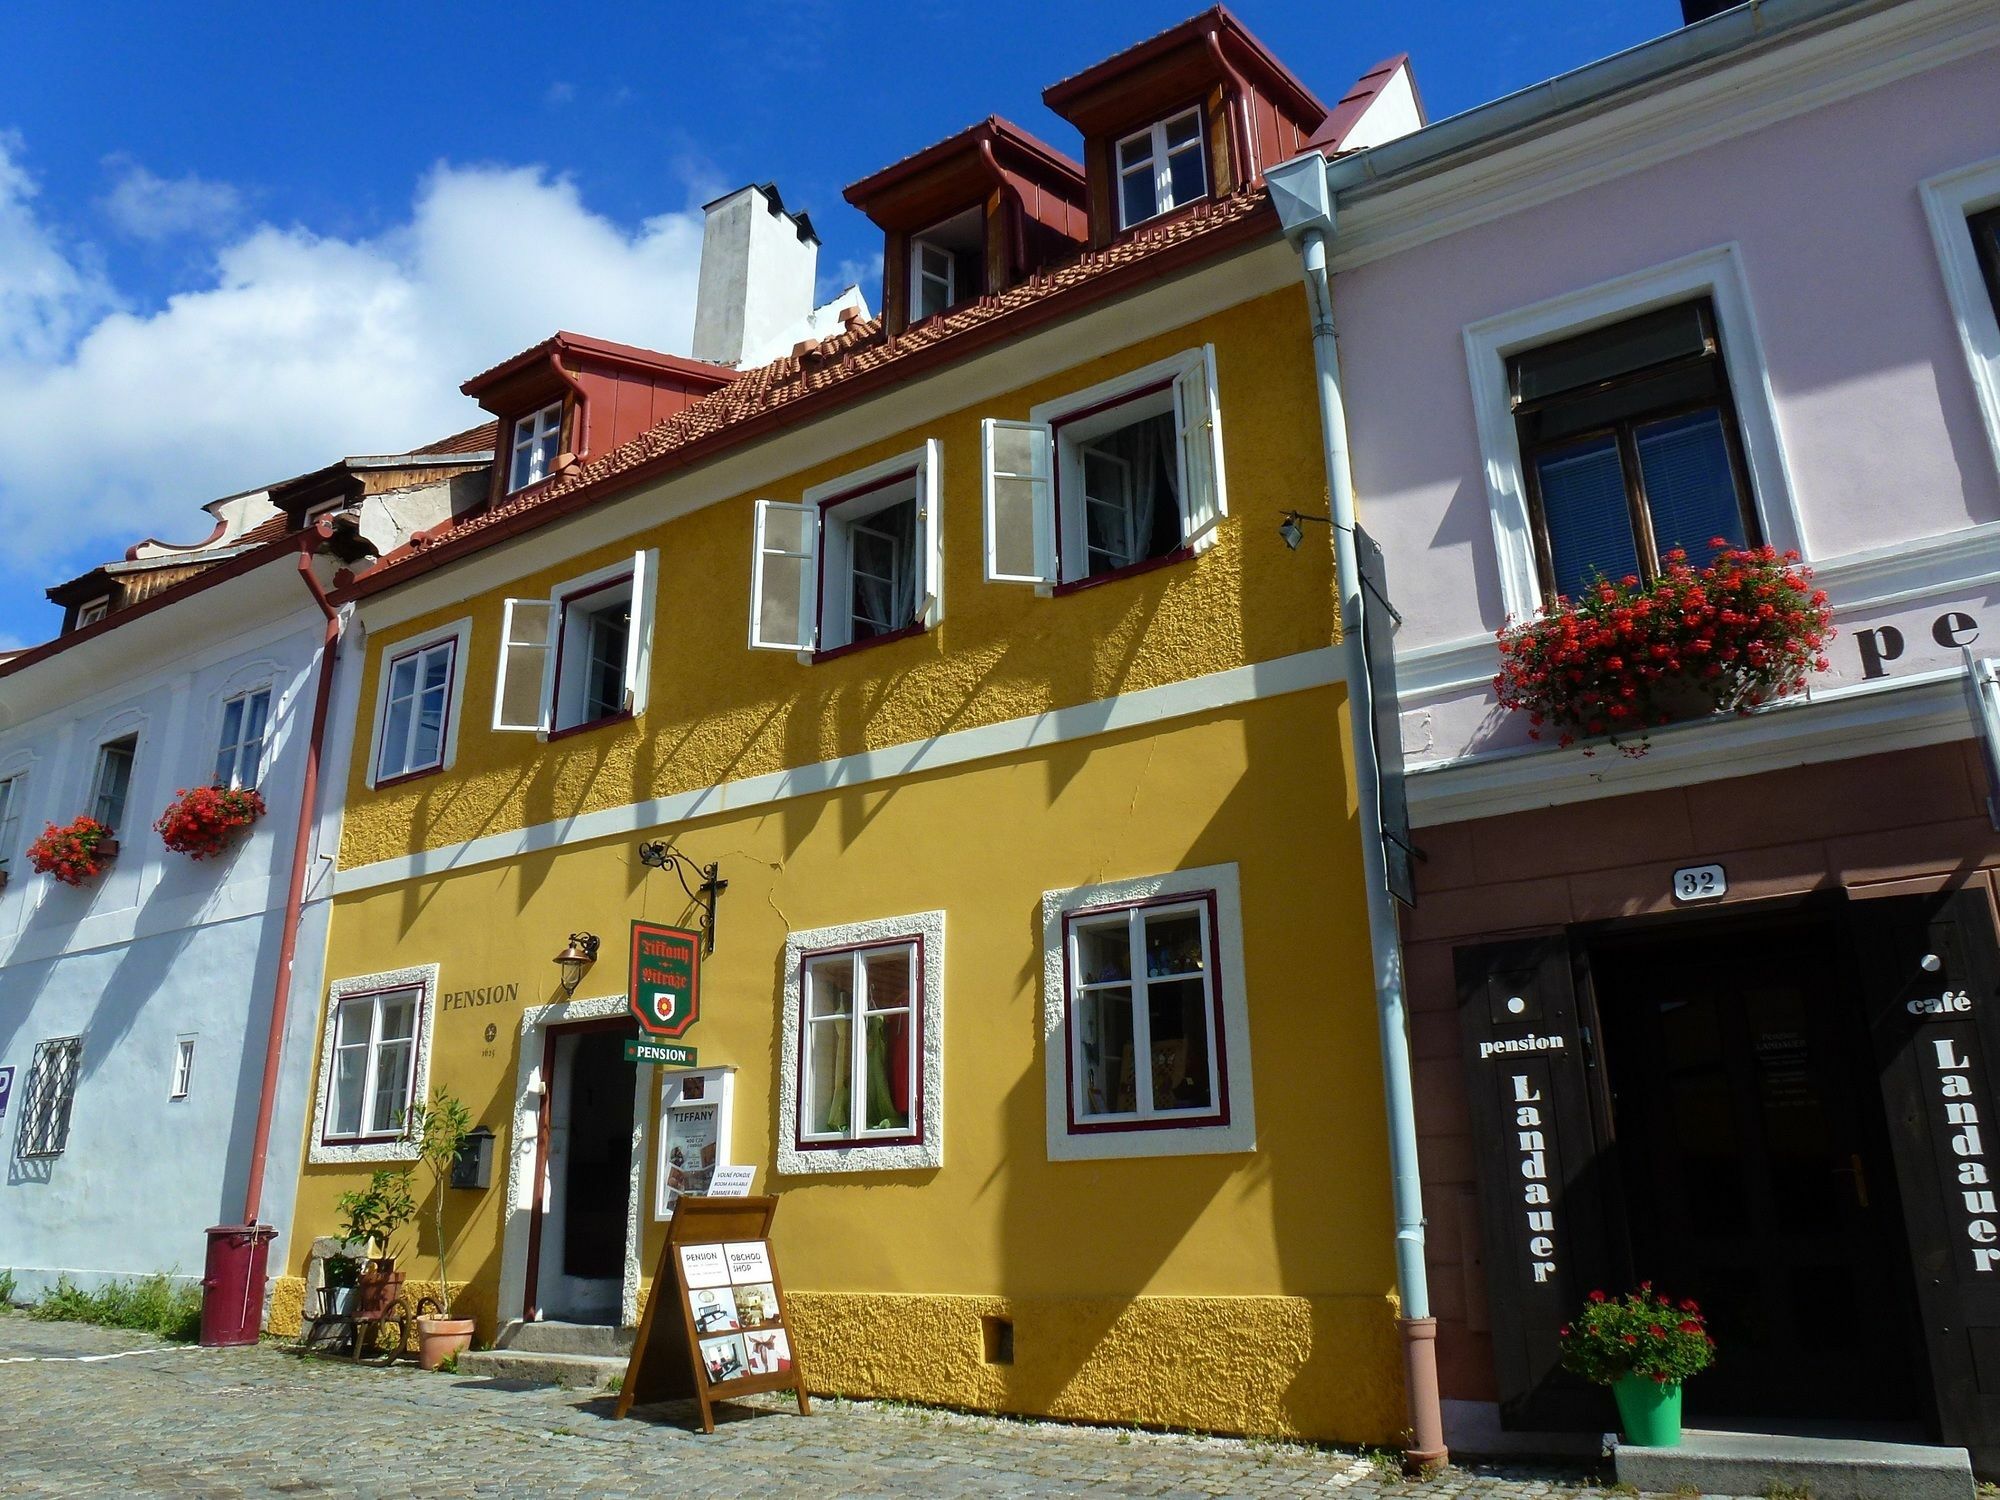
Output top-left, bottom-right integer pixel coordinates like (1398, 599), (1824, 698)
(692, 184), (821, 368)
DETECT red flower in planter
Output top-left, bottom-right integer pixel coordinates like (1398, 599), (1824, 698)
(1495, 545), (1833, 757)
(28, 815), (116, 886)
(155, 785), (266, 860)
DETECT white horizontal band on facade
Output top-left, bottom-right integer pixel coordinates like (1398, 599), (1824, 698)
(1405, 664), (1974, 827)
(335, 645), (1346, 895)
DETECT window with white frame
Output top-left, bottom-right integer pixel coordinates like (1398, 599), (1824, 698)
(18, 1036), (82, 1157)
(509, 401), (564, 493)
(982, 348), (1225, 589)
(75, 597), (111, 628)
(1116, 108), (1207, 229)
(0, 772), (24, 884)
(909, 207), (983, 323)
(494, 553), (657, 734)
(214, 687), (273, 790)
(779, 910), (945, 1174)
(91, 734), (137, 834)
(750, 445), (941, 656)
(323, 985), (421, 1142)
(1923, 160), (2000, 483)
(170, 1035), (196, 1100)
(375, 639), (456, 783)
(1042, 863), (1253, 1161)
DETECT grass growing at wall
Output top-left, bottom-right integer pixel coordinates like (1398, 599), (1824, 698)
(31, 1274), (202, 1341)
(0, 1268), (18, 1306)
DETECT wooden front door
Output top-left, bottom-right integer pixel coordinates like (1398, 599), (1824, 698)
(1590, 913), (1921, 1421)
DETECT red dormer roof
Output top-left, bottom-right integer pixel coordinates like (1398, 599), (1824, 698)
(461, 331), (735, 406)
(1042, 5), (1327, 136)
(843, 116), (1085, 231)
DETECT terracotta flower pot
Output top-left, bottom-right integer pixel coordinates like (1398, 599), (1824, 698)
(355, 1262), (404, 1320)
(416, 1315), (475, 1371)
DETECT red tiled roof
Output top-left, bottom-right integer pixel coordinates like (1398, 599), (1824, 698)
(350, 184), (1278, 593)
(421, 420), (500, 456)
(1308, 54), (1418, 153)
(843, 115), (1085, 210)
(233, 514), (295, 545)
(1043, 5), (1327, 127)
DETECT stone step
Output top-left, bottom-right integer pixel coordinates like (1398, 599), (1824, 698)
(452, 1349), (628, 1389)
(1613, 1428), (1975, 1500)
(497, 1320), (634, 1358)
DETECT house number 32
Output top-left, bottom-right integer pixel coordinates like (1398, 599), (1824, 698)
(1673, 864), (1727, 903)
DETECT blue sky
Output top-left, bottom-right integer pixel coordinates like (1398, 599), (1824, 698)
(0, 0), (1678, 646)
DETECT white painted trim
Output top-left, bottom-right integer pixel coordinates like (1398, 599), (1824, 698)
(335, 646), (1344, 894)
(363, 617), (471, 790)
(1041, 862), (1254, 1162)
(777, 909), (945, 1175)
(1405, 665), (1973, 827)
(802, 442), (941, 649)
(495, 992), (647, 1330)
(1327, 0), (2000, 274)
(1921, 154), (2000, 484)
(1463, 243), (1802, 624)
(305, 963), (440, 1165)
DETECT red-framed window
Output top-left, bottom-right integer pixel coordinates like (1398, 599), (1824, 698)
(1062, 889), (1227, 1134)
(794, 936), (924, 1150)
(322, 984), (423, 1144)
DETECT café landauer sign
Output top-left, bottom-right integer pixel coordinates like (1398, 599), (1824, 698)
(631, 921), (701, 1038)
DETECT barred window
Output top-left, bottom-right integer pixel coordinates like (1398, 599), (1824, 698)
(19, 1036), (82, 1157)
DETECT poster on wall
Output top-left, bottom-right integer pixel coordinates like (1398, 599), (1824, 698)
(617, 1197), (810, 1433)
(656, 1068), (736, 1220)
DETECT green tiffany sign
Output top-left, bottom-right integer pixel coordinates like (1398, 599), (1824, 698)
(630, 921), (701, 1038)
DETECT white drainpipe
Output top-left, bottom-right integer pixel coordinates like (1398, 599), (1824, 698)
(1266, 151), (1446, 1471)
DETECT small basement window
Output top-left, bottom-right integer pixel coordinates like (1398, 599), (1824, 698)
(1116, 108), (1207, 229)
(909, 207), (983, 323)
(509, 401), (564, 493)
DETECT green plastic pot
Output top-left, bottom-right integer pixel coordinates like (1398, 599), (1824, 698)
(1612, 1374), (1683, 1447)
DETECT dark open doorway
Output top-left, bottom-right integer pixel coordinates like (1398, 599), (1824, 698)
(526, 1019), (635, 1324)
(1588, 909), (1924, 1423)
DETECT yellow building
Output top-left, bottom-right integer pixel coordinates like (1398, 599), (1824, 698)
(279, 12), (1425, 1444)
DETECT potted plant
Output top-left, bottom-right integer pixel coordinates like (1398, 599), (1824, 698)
(27, 815), (118, 886)
(155, 784), (266, 860)
(1494, 543), (1833, 756)
(321, 1251), (361, 1317)
(405, 1087), (477, 1371)
(335, 1168), (415, 1322)
(1560, 1284), (1716, 1447)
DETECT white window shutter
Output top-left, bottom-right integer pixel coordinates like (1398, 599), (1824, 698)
(493, 598), (552, 732)
(625, 548), (658, 717)
(917, 439), (943, 626)
(749, 500), (818, 653)
(1175, 346), (1227, 550)
(981, 418), (1055, 585)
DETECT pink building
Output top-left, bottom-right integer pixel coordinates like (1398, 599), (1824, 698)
(1298, 0), (2000, 1467)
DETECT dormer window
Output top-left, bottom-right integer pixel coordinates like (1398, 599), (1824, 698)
(910, 208), (984, 323)
(75, 597), (111, 628)
(1116, 110), (1207, 229)
(508, 401), (564, 493)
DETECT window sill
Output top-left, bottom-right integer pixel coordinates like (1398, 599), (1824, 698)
(810, 621), (928, 664)
(1052, 545), (1195, 597)
(546, 709), (634, 743)
(792, 1130), (923, 1153)
(372, 763), (445, 792)
(1067, 1108), (1229, 1136)
(1114, 194), (1215, 242)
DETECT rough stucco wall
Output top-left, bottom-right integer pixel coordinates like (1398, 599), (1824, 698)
(265, 1277), (481, 1346)
(295, 688), (1397, 1438)
(339, 284), (1334, 870)
(784, 1292), (1405, 1443)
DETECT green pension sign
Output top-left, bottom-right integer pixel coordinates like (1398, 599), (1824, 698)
(624, 1039), (699, 1068)
(631, 921), (701, 1038)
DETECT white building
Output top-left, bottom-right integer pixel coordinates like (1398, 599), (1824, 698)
(0, 433), (489, 1297)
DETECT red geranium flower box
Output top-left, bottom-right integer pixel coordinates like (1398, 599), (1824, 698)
(156, 785), (267, 860)
(28, 815), (118, 886)
(1494, 543), (1834, 757)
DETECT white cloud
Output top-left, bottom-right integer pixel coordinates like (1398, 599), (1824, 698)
(544, 81), (577, 108)
(98, 158), (243, 241)
(0, 138), (710, 590)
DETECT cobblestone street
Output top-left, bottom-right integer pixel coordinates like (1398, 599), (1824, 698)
(0, 1317), (1627, 1498)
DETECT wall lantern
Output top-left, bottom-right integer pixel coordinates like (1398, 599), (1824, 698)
(553, 932), (601, 998)
(449, 1124), (495, 1191)
(1278, 509), (1335, 551)
(637, 842), (728, 955)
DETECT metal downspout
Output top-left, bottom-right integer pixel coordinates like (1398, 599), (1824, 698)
(238, 526), (344, 1230)
(1296, 224), (1447, 1470)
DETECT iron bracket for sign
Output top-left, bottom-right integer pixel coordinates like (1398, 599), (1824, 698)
(636, 842), (727, 955)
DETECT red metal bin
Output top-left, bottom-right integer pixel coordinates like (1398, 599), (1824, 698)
(200, 1222), (277, 1347)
